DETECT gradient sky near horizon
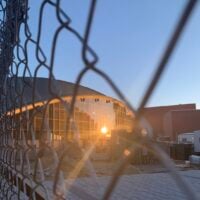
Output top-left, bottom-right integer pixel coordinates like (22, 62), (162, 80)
(26, 0), (200, 109)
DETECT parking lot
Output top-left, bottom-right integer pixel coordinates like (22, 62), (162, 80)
(63, 169), (200, 200)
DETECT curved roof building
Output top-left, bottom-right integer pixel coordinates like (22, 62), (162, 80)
(7, 77), (105, 107)
(9, 77), (134, 144)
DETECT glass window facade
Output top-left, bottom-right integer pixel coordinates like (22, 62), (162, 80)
(24, 96), (134, 144)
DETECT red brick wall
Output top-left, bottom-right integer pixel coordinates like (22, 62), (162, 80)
(143, 104), (196, 138)
(170, 110), (200, 140)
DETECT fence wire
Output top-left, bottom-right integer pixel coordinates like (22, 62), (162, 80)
(0, 0), (198, 199)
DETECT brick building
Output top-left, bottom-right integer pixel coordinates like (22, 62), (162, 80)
(164, 109), (200, 140)
(143, 104), (197, 140)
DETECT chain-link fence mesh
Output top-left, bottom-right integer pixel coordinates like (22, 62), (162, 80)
(0, 0), (199, 199)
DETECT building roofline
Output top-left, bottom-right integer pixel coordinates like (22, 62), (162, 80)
(6, 77), (132, 115)
(144, 103), (196, 110)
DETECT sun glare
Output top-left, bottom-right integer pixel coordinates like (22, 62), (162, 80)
(101, 126), (108, 135)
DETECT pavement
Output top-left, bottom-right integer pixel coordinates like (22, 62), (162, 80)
(63, 170), (200, 200)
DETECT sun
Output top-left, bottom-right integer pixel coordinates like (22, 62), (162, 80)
(101, 126), (108, 135)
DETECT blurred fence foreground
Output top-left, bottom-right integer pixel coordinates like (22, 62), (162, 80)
(0, 0), (199, 200)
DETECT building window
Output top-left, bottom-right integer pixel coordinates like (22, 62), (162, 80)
(80, 98), (85, 102)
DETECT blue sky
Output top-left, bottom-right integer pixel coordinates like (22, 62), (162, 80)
(26, 0), (200, 109)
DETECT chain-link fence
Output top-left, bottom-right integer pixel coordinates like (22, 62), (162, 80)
(0, 0), (199, 199)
